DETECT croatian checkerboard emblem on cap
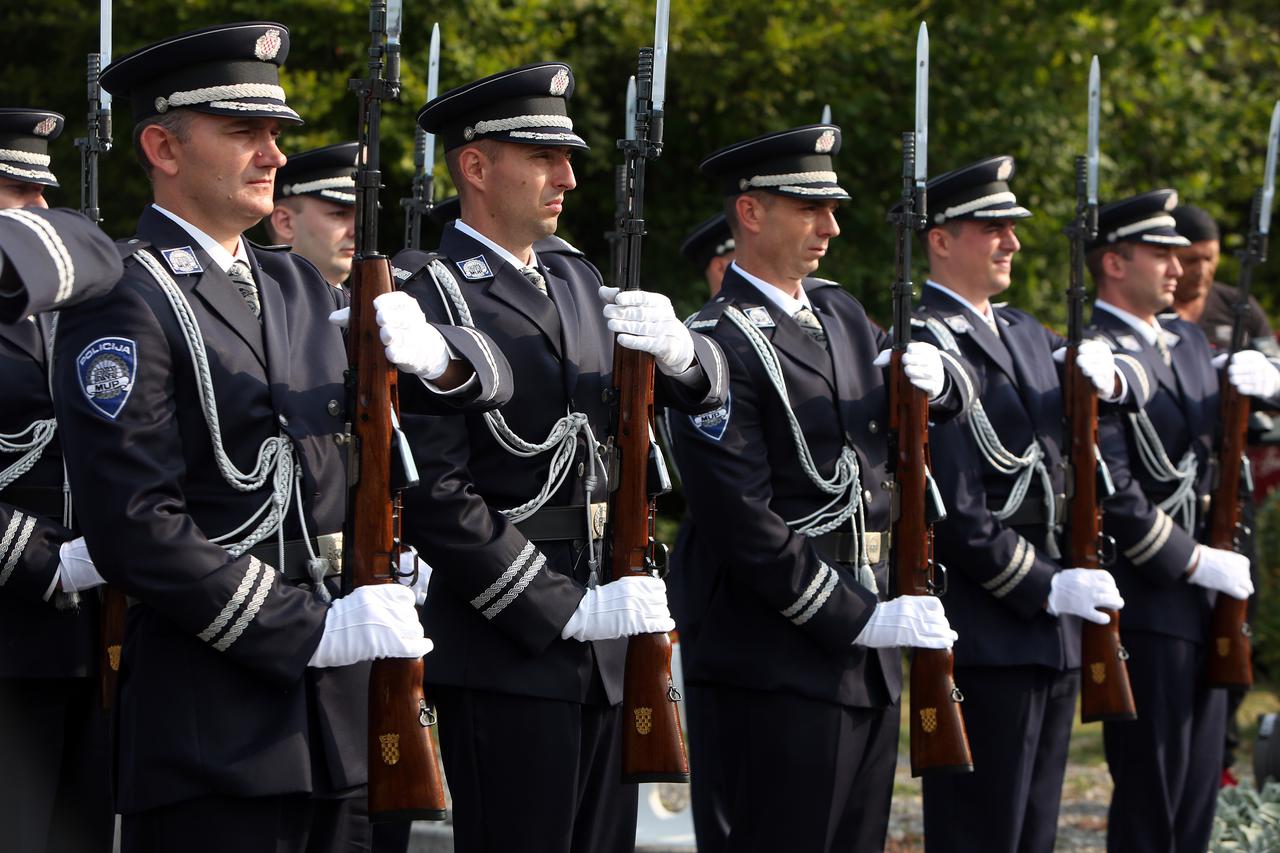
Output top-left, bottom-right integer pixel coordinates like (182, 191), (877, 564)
(690, 395), (731, 442)
(32, 117), (58, 136)
(161, 246), (204, 275)
(77, 337), (138, 420)
(549, 68), (570, 96)
(255, 28), (283, 61)
(815, 130), (836, 154)
(457, 255), (493, 280)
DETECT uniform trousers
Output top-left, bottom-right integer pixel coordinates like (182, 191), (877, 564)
(1104, 631), (1226, 853)
(693, 684), (898, 853)
(0, 677), (113, 853)
(684, 657), (730, 853)
(922, 665), (1078, 853)
(121, 789), (370, 853)
(433, 686), (638, 853)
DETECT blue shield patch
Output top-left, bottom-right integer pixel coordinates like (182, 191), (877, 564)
(161, 246), (204, 275)
(77, 337), (138, 420)
(689, 394), (730, 442)
(457, 255), (493, 280)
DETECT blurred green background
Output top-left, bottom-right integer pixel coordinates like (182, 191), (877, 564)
(4, 0), (1279, 325)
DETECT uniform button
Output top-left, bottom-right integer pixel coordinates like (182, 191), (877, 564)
(278, 414), (290, 427)
(327, 400), (340, 416)
(863, 489), (873, 504)
(128, 238), (139, 244)
(868, 420), (879, 434)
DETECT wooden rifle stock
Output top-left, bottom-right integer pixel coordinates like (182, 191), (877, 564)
(1066, 350), (1136, 721)
(890, 351), (972, 776)
(345, 257), (447, 820)
(1206, 378), (1253, 687)
(610, 344), (689, 783)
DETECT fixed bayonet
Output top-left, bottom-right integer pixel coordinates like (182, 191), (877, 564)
(914, 23), (929, 185)
(1260, 100), (1279, 238)
(402, 22), (440, 250)
(1086, 56), (1100, 208)
(820, 103), (831, 124)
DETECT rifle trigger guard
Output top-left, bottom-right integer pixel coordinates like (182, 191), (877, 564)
(928, 562), (948, 597)
(419, 699), (437, 728)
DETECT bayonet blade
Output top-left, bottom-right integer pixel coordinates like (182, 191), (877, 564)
(386, 0), (403, 44)
(1087, 56), (1100, 206)
(625, 75), (637, 141)
(915, 22), (928, 182)
(821, 104), (831, 125)
(1261, 99), (1279, 236)
(424, 23), (440, 171)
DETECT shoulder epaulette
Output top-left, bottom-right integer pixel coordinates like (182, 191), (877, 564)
(116, 237), (150, 261)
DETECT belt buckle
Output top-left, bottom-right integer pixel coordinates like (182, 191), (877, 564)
(317, 532), (343, 574)
(590, 503), (609, 540)
(864, 531), (883, 564)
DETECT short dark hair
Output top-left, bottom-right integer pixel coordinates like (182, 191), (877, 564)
(131, 109), (197, 179)
(1085, 242), (1133, 283)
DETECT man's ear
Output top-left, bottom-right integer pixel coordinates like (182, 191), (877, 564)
(926, 226), (949, 260)
(268, 205), (294, 243)
(736, 194), (765, 236)
(1102, 249), (1126, 280)
(456, 147), (486, 194)
(138, 124), (182, 179)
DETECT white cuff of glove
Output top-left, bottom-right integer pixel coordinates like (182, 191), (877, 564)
(374, 292), (451, 380)
(561, 575), (675, 643)
(1213, 349), (1280, 399)
(54, 537), (106, 597)
(872, 341), (946, 400)
(308, 584), (433, 668)
(1046, 568), (1124, 625)
(396, 547), (433, 606)
(600, 286), (696, 376)
(853, 595), (957, 649)
(1187, 545), (1254, 600)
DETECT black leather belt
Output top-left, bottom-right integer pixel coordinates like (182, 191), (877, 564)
(247, 536), (343, 583)
(991, 500), (1050, 529)
(515, 504), (608, 543)
(0, 484), (64, 520)
(811, 530), (889, 565)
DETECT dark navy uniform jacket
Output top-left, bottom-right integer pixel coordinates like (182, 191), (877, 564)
(668, 267), (968, 709)
(0, 315), (95, 680)
(392, 222), (727, 706)
(51, 207), (509, 814)
(1090, 308), (1279, 645)
(913, 286), (1150, 671)
(0, 207), (123, 322)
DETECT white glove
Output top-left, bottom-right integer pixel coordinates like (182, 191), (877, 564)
(53, 537), (106, 596)
(1046, 568), (1125, 625)
(326, 297), (450, 381)
(599, 286), (696, 376)
(308, 584), (434, 668)
(853, 595), (957, 650)
(1187, 545), (1254, 600)
(1212, 350), (1280, 398)
(560, 575), (675, 643)
(1053, 340), (1118, 398)
(872, 341), (946, 400)
(396, 547), (432, 606)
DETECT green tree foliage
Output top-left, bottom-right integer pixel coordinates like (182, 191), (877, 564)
(3, 0), (1279, 327)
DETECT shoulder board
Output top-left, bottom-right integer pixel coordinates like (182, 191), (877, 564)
(246, 239), (292, 252)
(533, 234), (585, 257)
(687, 298), (732, 331)
(390, 248), (444, 283)
(116, 237), (150, 260)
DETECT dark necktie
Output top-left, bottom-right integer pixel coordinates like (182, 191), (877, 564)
(228, 260), (261, 319)
(519, 265), (549, 298)
(793, 305), (827, 349)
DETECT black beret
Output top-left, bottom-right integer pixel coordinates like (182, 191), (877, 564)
(1171, 204), (1220, 243)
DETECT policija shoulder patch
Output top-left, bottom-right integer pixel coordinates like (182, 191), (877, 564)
(77, 337), (137, 419)
(689, 393), (730, 441)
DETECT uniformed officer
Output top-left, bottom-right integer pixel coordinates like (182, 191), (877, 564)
(664, 210), (736, 852)
(0, 107), (116, 853)
(669, 125), (962, 853)
(265, 141), (358, 289)
(390, 62), (728, 853)
(1086, 189), (1277, 853)
(1171, 202), (1273, 787)
(910, 156), (1142, 853)
(680, 213), (736, 297)
(51, 23), (511, 853)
